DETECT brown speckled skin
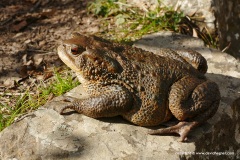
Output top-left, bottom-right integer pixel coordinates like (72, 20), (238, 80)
(57, 33), (220, 139)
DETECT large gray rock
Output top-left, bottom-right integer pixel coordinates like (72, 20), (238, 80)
(0, 32), (239, 160)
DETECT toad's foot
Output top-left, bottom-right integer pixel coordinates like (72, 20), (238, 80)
(148, 121), (198, 142)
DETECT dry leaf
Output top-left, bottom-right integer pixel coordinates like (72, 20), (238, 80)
(43, 72), (53, 80)
(192, 28), (198, 38)
(3, 77), (21, 88)
(11, 20), (28, 32)
(16, 65), (28, 78)
(33, 54), (44, 66)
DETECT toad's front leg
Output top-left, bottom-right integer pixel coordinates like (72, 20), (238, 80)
(60, 84), (133, 118)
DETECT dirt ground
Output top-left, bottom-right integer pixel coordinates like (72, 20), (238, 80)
(0, 0), (101, 93)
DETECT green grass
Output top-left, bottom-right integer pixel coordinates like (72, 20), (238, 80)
(87, 0), (218, 47)
(87, 0), (184, 42)
(38, 71), (80, 97)
(0, 70), (80, 131)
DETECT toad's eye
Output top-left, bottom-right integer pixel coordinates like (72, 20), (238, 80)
(71, 47), (79, 55)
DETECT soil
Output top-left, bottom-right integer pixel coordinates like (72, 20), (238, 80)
(0, 0), (99, 94)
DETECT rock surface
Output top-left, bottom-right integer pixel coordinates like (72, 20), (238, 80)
(0, 32), (240, 160)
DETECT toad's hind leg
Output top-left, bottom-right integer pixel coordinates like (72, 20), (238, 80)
(60, 85), (133, 118)
(149, 76), (220, 142)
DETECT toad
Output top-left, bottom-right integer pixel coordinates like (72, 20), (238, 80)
(57, 33), (220, 142)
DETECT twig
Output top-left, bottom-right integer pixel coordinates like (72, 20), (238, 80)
(221, 42), (231, 52)
(26, 49), (55, 54)
(0, 92), (35, 96)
